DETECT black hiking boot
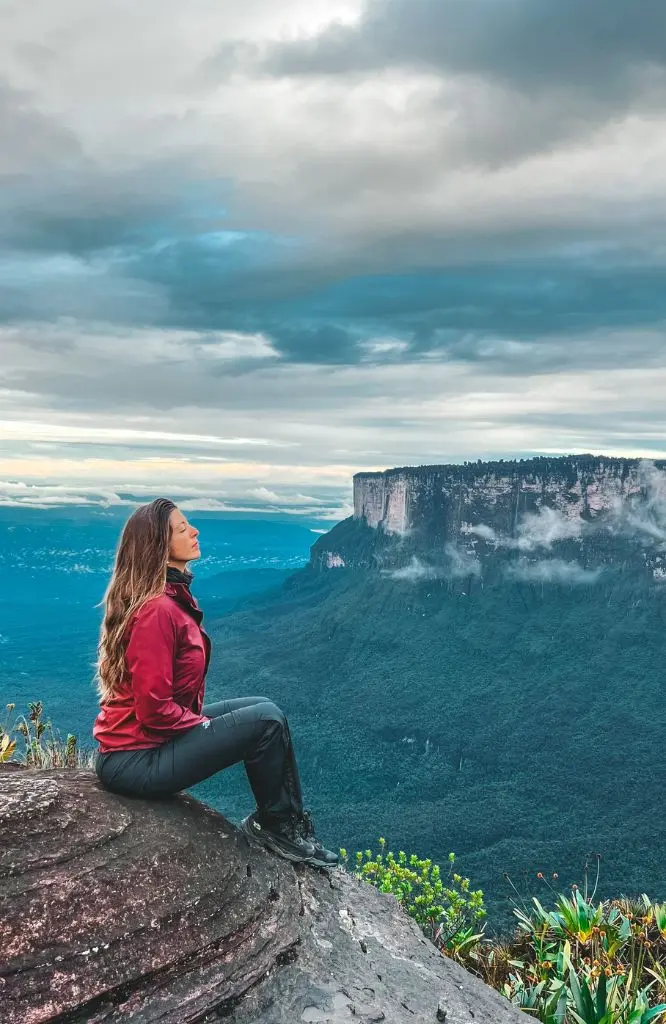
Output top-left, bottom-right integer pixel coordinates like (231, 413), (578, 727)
(240, 810), (316, 863)
(300, 809), (339, 868)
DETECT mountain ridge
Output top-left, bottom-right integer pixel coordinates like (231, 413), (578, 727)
(311, 454), (666, 581)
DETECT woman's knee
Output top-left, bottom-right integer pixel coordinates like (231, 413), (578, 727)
(256, 700), (285, 727)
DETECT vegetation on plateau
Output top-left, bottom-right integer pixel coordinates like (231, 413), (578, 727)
(1, 700), (94, 769)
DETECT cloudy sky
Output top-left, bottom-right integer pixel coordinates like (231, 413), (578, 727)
(2, 0), (666, 514)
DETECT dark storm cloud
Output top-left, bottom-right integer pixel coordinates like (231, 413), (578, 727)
(238, 0), (666, 163)
(0, 79), (232, 257)
(3, 226), (666, 372)
(270, 324), (361, 363)
(1, 0), (666, 384)
(1, 161), (229, 256)
(262, 0), (666, 99)
(127, 245), (666, 366)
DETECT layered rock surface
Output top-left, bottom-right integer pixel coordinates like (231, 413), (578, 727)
(1, 764), (525, 1024)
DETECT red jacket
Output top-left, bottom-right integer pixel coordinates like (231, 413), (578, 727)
(93, 582), (212, 753)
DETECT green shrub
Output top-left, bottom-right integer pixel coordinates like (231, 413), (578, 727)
(486, 888), (666, 1023)
(0, 701), (95, 769)
(339, 837), (487, 959)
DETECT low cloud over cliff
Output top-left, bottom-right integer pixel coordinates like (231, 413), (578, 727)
(504, 558), (604, 585)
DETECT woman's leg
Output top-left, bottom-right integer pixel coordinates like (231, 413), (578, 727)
(95, 702), (339, 866)
(200, 696), (304, 812)
(95, 694), (272, 788)
(99, 700), (302, 820)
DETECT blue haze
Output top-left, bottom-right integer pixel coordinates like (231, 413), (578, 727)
(0, 506), (326, 745)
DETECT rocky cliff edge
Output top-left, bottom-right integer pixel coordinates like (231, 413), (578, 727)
(0, 764), (525, 1024)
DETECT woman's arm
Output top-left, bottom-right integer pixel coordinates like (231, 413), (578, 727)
(126, 600), (208, 734)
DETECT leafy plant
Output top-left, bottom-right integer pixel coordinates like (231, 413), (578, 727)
(0, 701), (95, 769)
(479, 871), (666, 1024)
(339, 837), (486, 958)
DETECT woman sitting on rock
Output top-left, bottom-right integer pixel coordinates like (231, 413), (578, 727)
(93, 498), (338, 868)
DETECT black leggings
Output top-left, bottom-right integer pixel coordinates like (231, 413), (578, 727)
(95, 696), (304, 820)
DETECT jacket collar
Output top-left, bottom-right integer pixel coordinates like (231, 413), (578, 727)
(165, 580), (203, 621)
(166, 565), (194, 587)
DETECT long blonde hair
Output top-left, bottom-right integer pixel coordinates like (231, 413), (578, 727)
(95, 498), (176, 701)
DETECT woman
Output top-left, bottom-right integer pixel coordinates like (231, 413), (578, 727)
(93, 498), (338, 868)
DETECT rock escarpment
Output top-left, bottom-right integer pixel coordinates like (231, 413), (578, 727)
(311, 454), (666, 579)
(1, 764), (525, 1024)
(352, 455), (653, 535)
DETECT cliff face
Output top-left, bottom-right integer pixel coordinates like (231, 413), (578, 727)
(312, 455), (666, 579)
(353, 456), (655, 535)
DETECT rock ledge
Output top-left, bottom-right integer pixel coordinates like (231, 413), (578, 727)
(0, 765), (525, 1024)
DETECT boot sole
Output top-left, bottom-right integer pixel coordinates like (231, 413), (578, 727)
(304, 853), (339, 870)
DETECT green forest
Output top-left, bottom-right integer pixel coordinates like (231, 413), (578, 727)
(193, 564), (666, 938)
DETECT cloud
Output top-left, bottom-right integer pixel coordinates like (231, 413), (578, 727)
(0, 478), (352, 519)
(637, 461), (666, 545)
(514, 507), (583, 550)
(270, 324), (362, 365)
(250, 487), (282, 504)
(470, 506), (584, 551)
(384, 555), (439, 582)
(463, 462), (666, 572)
(444, 543), (481, 578)
(383, 546), (480, 582)
(274, 502), (354, 520)
(505, 558), (603, 585)
(174, 498), (272, 513)
(609, 459), (666, 547)
(249, 486), (329, 505)
(468, 523), (497, 543)
(0, 418), (285, 452)
(0, 79), (82, 180)
(262, 0), (666, 88)
(258, 0), (666, 159)
(0, 480), (126, 508)
(2, 1), (666, 495)
(3, 354), (666, 504)
(467, 463), (666, 554)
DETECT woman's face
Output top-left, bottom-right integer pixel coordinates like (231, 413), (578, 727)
(168, 508), (201, 566)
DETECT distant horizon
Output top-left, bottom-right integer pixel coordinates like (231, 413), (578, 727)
(3, 447), (666, 512)
(0, 498), (347, 527)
